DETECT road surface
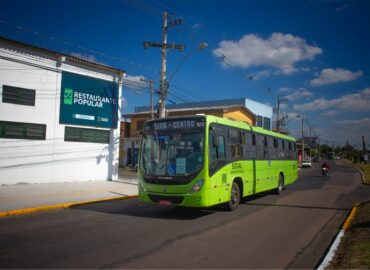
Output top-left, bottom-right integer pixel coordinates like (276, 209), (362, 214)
(0, 160), (369, 269)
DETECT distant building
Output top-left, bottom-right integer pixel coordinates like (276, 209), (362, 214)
(244, 98), (273, 130)
(0, 36), (124, 185)
(135, 98), (273, 130)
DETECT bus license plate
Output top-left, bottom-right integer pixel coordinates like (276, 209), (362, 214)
(159, 200), (172, 205)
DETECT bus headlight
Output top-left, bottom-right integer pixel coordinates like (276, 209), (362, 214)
(189, 179), (205, 193)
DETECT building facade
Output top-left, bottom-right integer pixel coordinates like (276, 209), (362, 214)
(0, 37), (124, 184)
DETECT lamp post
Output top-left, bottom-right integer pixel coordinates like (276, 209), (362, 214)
(168, 43), (208, 83)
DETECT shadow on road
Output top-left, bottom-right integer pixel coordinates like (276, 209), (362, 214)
(244, 202), (350, 211)
(72, 198), (216, 220)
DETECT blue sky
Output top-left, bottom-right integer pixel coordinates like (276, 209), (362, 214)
(1, 0), (370, 148)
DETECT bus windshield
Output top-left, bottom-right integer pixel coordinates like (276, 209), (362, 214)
(141, 131), (204, 177)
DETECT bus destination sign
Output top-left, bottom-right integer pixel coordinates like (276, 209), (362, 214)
(144, 118), (205, 132)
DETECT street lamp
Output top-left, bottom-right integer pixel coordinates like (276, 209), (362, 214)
(168, 43), (208, 83)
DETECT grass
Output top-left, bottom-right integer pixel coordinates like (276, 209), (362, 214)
(327, 160), (370, 269)
(328, 202), (370, 269)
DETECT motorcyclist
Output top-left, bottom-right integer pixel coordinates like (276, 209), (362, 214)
(321, 162), (330, 170)
(321, 162), (330, 176)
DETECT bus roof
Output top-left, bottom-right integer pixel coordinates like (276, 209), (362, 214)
(144, 115), (296, 142)
(204, 115), (296, 142)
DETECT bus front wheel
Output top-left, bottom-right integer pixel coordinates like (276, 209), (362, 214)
(227, 181), (241, 211)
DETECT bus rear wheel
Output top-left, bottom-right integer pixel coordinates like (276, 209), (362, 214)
(227, 181), (241, 211)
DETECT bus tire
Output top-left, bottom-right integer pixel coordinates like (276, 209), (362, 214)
(274, 174), (284, 195)
(227, 181), (241, 211)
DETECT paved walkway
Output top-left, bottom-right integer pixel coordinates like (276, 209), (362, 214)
(0, 169), (138, 212)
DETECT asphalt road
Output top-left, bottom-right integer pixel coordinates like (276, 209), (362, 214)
(1, 160), (369, 269)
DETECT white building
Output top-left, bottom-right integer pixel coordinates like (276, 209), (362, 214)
(244, 98), (273, 130)
(0, 37), (124, 185)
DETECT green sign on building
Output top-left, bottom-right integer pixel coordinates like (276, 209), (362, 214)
(60, 71), (119, 129)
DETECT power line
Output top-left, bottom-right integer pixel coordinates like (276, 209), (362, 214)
(121, 0), (163, 18)
(0, 20), (160, 74)
(149, 0), (177, 14)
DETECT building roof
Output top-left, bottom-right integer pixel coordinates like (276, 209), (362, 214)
(134, 98), (248, 113)
(123, 104), (255, 118)
(0, 36), (125, 75)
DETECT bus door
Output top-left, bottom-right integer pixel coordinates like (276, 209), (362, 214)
(255, 134), (270, 193)
(244, 131), (256, 195)
(208, 125), (228, 205)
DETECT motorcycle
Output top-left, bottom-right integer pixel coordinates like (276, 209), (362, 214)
(322, 167), (329, 177)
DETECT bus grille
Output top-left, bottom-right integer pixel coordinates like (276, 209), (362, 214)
(148, 194), (184, 204)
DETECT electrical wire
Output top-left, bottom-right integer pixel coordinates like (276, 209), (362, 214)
(0, 20), (160, 74)
(121, 0), (163, 18)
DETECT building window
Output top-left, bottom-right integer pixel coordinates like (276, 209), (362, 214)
(263, 117), (271, 130)
(256, 115), (263, 127)
(0, 121), (46, 140)
(65, 126), (110, 144)
(2, 85), (36, 106)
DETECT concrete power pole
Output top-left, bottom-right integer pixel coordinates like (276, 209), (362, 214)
(302, 117), (305, 161)
(143, 12), (184, 118)
(276, 94), (287, 132)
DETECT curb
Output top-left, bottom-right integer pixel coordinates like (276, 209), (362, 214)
(317, 204), (359, 270)
(342, 160), (367, 185)
(352, 166), (366, 185)
(0, 195), (138, 218)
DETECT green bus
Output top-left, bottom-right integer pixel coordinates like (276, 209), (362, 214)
(138, 115), (298, 210)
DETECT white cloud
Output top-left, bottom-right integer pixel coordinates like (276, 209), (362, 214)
(213, 32), (322, 74)
(335, 4), (350, 12)
(336, 118), (370, 125)
(70, 52), (97, 62)
(246, 69), (272, 80)
(124, 74), (145, 81)
(121, 97), (128, 108)
(122, 74), (147, 90)
(279, 87), (292, 93)
(286, 112), (301, 119)
(329, 117), (370, 146)
(293, 88), (370, 112)
(300, 67), (311, 72)
(310, 68), (363, 86)
(192, 22), (203, 30)
(285, 89), (313, 101)
(322, 110), (339, 117)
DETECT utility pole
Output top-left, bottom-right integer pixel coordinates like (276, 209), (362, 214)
(276, 94), (288, 132)
(143, 12), (184, 118)
(140, 78), (155, 119)
(302, 117), (305, 161)
(309, 126), (313, 159)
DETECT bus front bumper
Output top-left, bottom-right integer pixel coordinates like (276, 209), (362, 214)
(139, 189), (209, 208)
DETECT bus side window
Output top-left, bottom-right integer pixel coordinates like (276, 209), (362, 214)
(210, 134), (226, 161)
(268, 137), (276, 160)
(245, 131), (256, 159)
(228, 128), (243, 159)
(256, 134), (265, 160)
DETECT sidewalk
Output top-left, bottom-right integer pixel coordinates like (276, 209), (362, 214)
(0, 169), (138, 214)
